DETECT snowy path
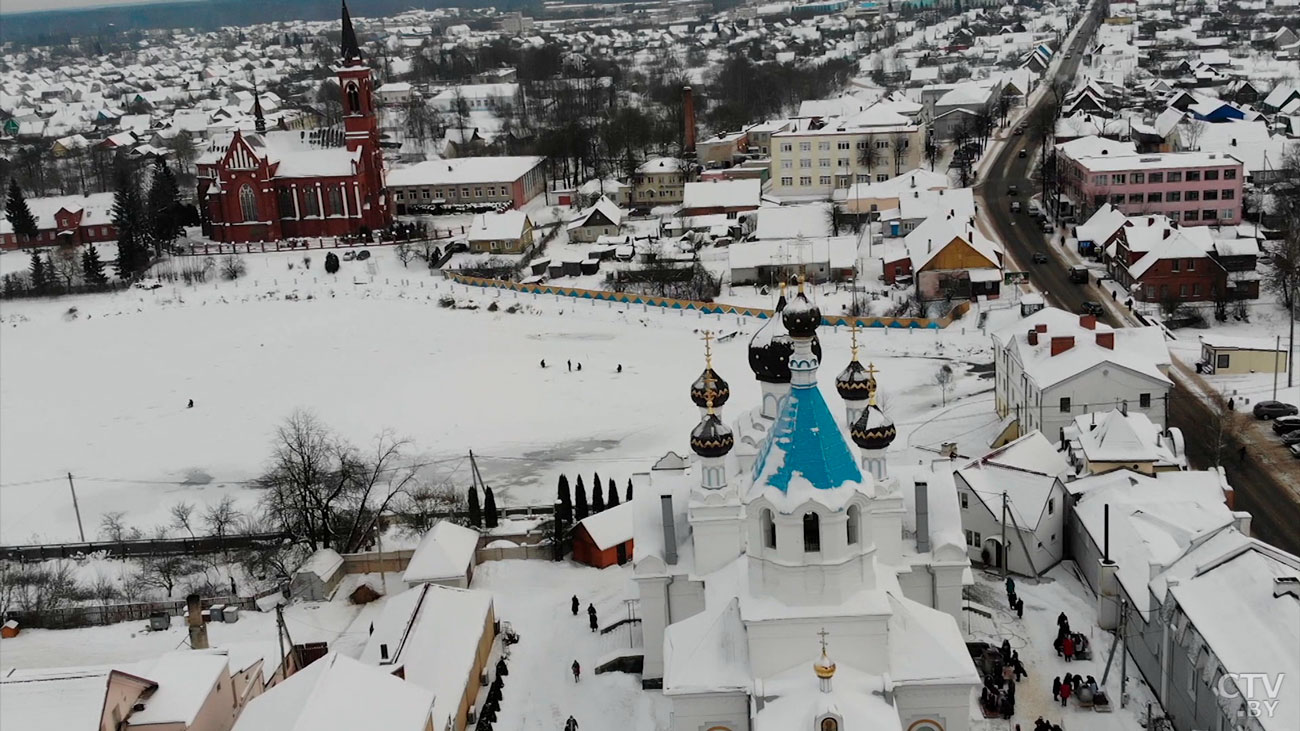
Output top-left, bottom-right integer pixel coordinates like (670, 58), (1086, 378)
(473, 560), (670, 731)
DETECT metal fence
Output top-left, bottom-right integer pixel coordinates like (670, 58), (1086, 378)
(1, 531), (291, 562)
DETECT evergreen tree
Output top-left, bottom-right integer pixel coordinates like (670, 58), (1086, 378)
(626, 478), (633, 502)
(467, 485), (482, 527)
(145, 158), (183, 254)
(575, 475), (589, 521)
(5, 179), (38, 244)
(593, 472), (601, 499)
(325, 251), (340, 273)
(81, 243), (108, 286)
(28, 250), (49, 292)
(111, 165), (150, 279)
(606, 478), (619, 508)
(484, 486), (499, 528)
(551, 498), (567, 561)
(591, 480), (606, 513)
(556, 474), (572, 523)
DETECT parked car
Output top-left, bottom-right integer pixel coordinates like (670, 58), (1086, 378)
(1290, 443), (1300, 459)
(1014, 126), (1024, 135)
(1032, 252), (1049, 264)
(1011, 201), (1022, 213)
(1080, 301), (1104, 317)
(1273, 416), (1300, 435)
(1280, 430), (1300, 446)
(1254, 401), (1300, 420)
(1068, 266), (1089, 284)
(1040, 221), (1054, 233)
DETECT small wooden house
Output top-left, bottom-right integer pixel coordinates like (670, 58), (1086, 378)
(572, 501), (635, 568)
(290, 548), (345, 601)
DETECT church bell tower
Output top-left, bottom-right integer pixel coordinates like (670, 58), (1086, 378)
(335, 1), (389, 229)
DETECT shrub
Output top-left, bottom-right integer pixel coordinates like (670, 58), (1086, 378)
(324, 252), (340, 274)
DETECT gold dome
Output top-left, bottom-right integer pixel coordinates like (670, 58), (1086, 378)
(814, 650), (837, 679)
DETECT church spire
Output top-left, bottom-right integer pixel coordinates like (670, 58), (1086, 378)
(340, 0), (363, 65)
(814, 628), (836, 693)
(252, 80), (266, 134)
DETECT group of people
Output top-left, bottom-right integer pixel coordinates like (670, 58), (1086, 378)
(538, 360), (623, 374)
(980, 638), (1027, 719)
(572, 594), (599, 632)
(1005, 576), (1025, 618)
(1028, 716), (1065, 731)
(1053, 673), (1099, 707)
(1053, 612), (1089, 662)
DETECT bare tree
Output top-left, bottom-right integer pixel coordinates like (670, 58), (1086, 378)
(99, 511), (140, 542)
(935, 364), (955, 406)
(1182, 119), (1208, 151)
(892, 134), (910, 176)
(1264, 227), (1300, 314)
(170, 501), (197, 538)
(857, 136), (883, 173)
(135, 554), (199, 598)
(395, 241), (416, 268)
(203, 495), (242, 540)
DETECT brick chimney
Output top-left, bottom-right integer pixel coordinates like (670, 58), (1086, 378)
(1050, 336), (1075, 356)
(1079, 314), (1097, 330)
(1027, 329), (1039, 346)
(1035, 323), (1048, 333)
(186, 593), (209, 650)
(1096, 331), (1115, 349)
(683, 86), (697, 153)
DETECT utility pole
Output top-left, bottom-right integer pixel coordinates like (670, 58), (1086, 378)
(1274, 334), (1281, 401)
(67, 472), (86, 542)
(1000, 491), (1009, 578)
(1290, 289), (1296, 388)
(275, 604), (288, 681)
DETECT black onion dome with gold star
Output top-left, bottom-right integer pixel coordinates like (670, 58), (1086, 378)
(781, 281), (821, 339)
(690, 367), (730, 408)
(851, 377), (896, 451)
(749, 283), (823, 383)
(691, 413), (734, 458)
(836, 325), (876, 402)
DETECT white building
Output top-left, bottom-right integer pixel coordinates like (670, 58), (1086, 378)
(633, 286), (979, 731)
(992, 308), (1172, 443)
(953, 432), (1070, 576)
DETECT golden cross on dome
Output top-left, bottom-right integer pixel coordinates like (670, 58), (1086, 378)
(817, 627), (830, 654)
(866, 363), (880, 405)
(849, 323), (860, 362)
(702, 330), (715, 368)
(702, 331), (717, 414)
(797, 271), (807, 294)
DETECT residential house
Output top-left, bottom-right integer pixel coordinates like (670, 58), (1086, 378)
(566, 196), (625, 243)
(681, 179), (761, 217)
(402, 520), (481, 589)
(572, 500), (635, 567)
(289, 548), (344, 601)
(832, 168), (950, 216)
(362, 584), (497, 731)
(751, 202), (833, 240)
(467, 210), (534, 254)
(387, 156), (547, 212)
(992, 308), (1172, 440)
(633, 157), (687, 206)
(0, 191), (118, 249)
(233, 653), (434, 731)
(1062, 408), (1187, 476)
(696, 130), (748, 168)
(953, 432), (1069, 576)
(893, 214), (1003, 301)
(429, 83), (520, 113)
(727, 236), (859, 285)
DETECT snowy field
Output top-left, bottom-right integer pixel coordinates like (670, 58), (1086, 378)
(0, 245), (1001, 545)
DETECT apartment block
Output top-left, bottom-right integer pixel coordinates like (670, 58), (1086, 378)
(1058, 146), (1244, 226)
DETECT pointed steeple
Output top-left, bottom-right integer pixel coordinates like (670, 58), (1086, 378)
(340, 0), (363, 65)
(252, 80), (266, 134)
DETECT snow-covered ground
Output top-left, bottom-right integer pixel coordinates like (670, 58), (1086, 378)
(0, 245), (998, 545)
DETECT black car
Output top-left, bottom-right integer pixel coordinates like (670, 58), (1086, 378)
(1254, 401), (1300, 420)
(1273, 416), (1300, 435)
(1068, 266), (1089, 284)
(1008, 185), (1018, 196)
(1280, 430), (1300, 447)
(1018, 149), (1028, 158)
(1080, 301), (1104, 317)
(1032, 252), (1049, 264)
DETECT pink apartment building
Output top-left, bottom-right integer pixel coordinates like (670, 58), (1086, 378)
(1058, 150), (1244, 226)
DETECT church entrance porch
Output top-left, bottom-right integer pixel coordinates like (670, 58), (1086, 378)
(981, 537), (1004, 569)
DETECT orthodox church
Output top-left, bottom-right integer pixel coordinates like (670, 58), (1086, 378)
(197, 2), (391, 243)
(632, 283), (979, 731)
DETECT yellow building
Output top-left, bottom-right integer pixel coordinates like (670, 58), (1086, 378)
(1199, 335), (1290, 375)
(770, 109), (927, 198)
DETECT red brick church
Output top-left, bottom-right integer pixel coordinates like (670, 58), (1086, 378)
(198, 2), (391, 243)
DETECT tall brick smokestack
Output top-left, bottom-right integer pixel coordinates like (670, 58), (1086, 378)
(186, 593), (209, 650)
(683, 86), (697, 153)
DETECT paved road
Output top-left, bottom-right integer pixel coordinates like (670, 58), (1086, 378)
(972, 6), (1300, 554)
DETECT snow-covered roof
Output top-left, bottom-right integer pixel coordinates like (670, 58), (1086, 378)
(753, 202), (832, 239)
(1056, 134), (1137, 160)
(359, 584), (493, 730)
(127, 653), (230, 726)
(683, 179), (761, 210)
(885, 592), (981, 685)
(402, 521), (479, 584)
(386, 156), (544, 187)
(233, 653), (433, 731)
(0, 191), (115, 235)
(567, 196), (624, 231)
(0, 669), (132, 730)
(576, 500), (634, 551)
(1075, 202), (1128, 244)
(1198, 334), (1286, 352)
(663, 597), (750, 695)
(1128, 229), (1212, 279)
(297, 548), (344, 580)
(897, 186), (975, 222)
(1071, 409), (1170, 463)
(753, 663), (902, 731)
(904, 216), (1000, 273)
(993, 307), (1171, 389)
(728, 236), (858, 272)
(637, 156), (682, 174)
(467, 210), (530, 241)
(832, 168), (950, 204)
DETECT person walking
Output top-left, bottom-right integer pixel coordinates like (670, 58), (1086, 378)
(617, 364), (622, 373)
(587, 604), (598, 633)
(1060, 679), (1072, 707)
(567, 360), (572, 372)
(571, 660), (580, 683)
(571, 595), (580, 616)
(577, 362), (582, 371)
(1016, 597), (1025, 618)
(187, 399), (194, 408)
(541, 359), (547, 368)
(1063, 635), (1075, 663)
(1052, 676), (1062, 702)
(566, 716), (579, 731)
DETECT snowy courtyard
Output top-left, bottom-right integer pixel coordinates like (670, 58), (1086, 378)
(0, 247), (1000, 545)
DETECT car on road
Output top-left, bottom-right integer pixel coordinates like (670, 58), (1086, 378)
(1008, 185), (1018, 196)
(1032, 252), (1049, 264)
(1011, 201), (1022, 213)
(1080, 301), (1104, 317)
(1254, 400), (1300, 420)
(1065, 53), (1073, 59)
(1068, 266), (1089, 283)
(1018, 149), (1027, 158)
(1013, 126), (1024, 135)
(1273, 415), (1300, 435)
(1039, 221), (1054, 233)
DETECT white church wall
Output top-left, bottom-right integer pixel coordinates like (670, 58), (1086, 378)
(745, 615), (889, 679)
(669, 692), (749, 731)
(635, 574), (671, 680)
(896, 683), (974, 731)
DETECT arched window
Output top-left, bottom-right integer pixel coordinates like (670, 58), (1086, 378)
(303, 189), (321, 218)
(803, 512), (821, 552)
(821, 718), (840, 731)
(238, 184), (258, 222)
(847, 505), (861, 546)
(761, 509), (776, 549)
(327, 186), (344, 216)
(345, 82), (361, 114)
